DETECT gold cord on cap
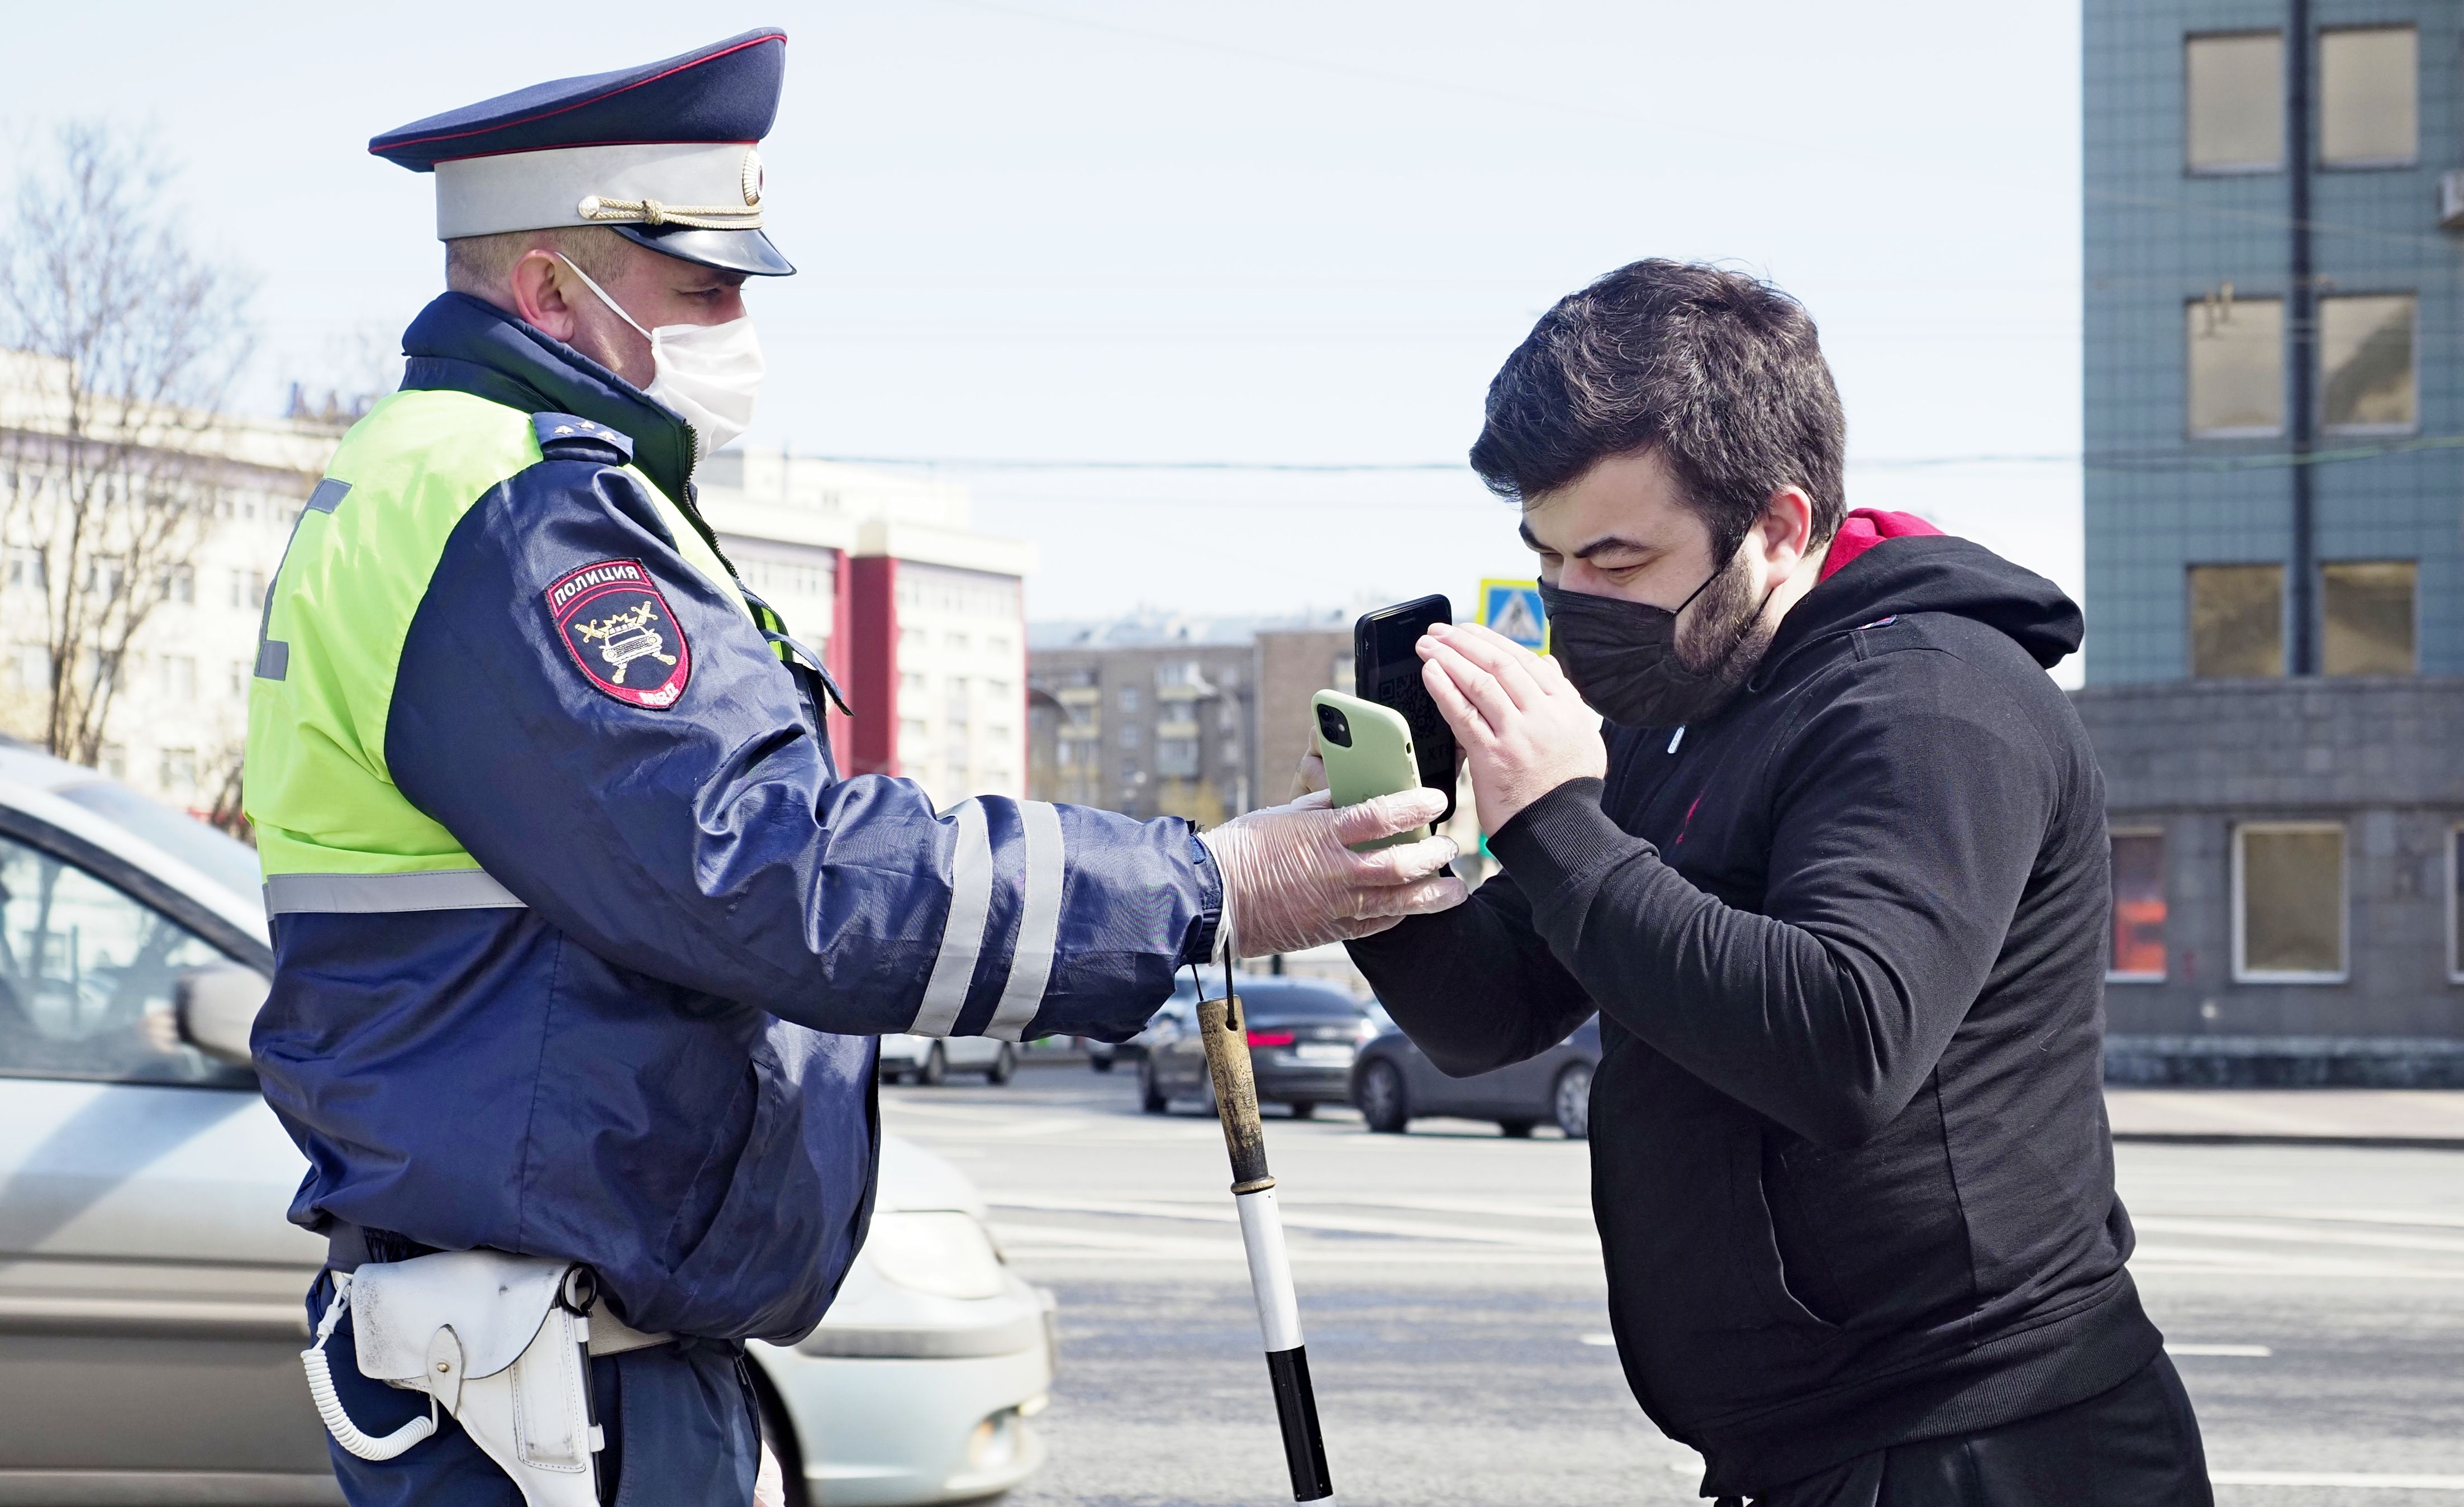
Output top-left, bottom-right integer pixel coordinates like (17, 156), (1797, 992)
(576, 194), (764, 230)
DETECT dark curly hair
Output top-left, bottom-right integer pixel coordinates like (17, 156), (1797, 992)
(1469, 259), (1847, 553)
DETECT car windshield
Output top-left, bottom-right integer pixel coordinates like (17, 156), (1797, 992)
(53, 782), (264, 910)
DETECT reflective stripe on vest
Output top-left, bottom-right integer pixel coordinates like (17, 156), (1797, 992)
(265, 869), (527, 915)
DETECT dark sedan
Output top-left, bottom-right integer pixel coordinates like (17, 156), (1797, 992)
(1139, 976), (1378, 1118)
(1350, 1015), (1600, 1138)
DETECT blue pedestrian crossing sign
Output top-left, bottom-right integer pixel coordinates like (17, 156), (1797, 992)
(1478, 579), (1548, 651)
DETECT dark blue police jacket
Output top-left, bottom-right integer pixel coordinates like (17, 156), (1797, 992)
(251, 294), (1222, 1343)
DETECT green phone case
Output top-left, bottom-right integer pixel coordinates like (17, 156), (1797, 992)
(1312, 690), (1432, 852)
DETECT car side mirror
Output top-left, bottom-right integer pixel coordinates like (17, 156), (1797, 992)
(175, 964), (270, 1068)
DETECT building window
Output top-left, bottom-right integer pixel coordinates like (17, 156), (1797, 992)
(2319, 294), (2416, 434)
(9, 644), (49, 695)
(1119, 725), (1140, 749)
(2188, 564), (2283, 678)
(2109, 830), (2166, 982)
(2319, 26), (2416, 168)
(7, 547), (45, 592)
(2451, 829), (2464, 985)
(2185, 32), (2284, 173)
(161, 655), (197, 702)
(2232, 823), (2347, 982)
(1117, 686), (1141, 714)
(158, 747), (197, 796)
(1157, 738), (1201, 778)
(2186, 294), (2283, 438)
(2322, 561), (2416, 676)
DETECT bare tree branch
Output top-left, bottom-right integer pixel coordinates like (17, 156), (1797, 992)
(0, 122), (255, 768)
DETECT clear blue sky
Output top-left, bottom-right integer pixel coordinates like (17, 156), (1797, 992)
(4, 1), (2085, 664)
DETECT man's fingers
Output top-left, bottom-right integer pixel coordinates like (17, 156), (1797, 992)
(1429, 622), (1552, 709)
(1420, 657), (1490, 745)
(1340, 915), (1406, 942)
(1422, 640), (1518, 735)
(1348, 831), (1459, 886)
(1294, 750), (1328, 797)
(1327, 786), (1447, 847)
(1354, 873), (1469, 919)
(1289, 787), (1333, 811)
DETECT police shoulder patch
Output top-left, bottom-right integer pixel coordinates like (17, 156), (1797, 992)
(546, 559), (691, 709)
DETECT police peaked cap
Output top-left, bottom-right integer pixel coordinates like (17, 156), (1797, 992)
(370, 28), (794, 277)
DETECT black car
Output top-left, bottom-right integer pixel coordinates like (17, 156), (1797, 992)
(1350, 1015), (1600, 1138)
(1139, 975), (1376, 1118)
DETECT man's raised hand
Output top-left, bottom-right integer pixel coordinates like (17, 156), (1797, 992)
(1417, 621), (1607, 833)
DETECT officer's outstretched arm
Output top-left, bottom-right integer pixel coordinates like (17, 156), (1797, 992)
(385, 451), (1210, 1043)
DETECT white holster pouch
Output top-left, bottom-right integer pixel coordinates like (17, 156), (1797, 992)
(302, 1251), (668, 1507)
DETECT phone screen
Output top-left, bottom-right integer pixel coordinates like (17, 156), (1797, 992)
(1354, 595), (1456, 825)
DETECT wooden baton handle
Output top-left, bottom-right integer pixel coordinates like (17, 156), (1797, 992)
(1197, 992), (1274, 1193)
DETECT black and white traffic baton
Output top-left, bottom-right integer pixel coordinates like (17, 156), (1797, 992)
(1197, 972), (1336, 1503)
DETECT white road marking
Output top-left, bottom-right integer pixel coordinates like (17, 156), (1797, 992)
(1331, 1194), (1595, 1221)
(2209, 1471), (2464, 1490)
(986, 1191), (1601, 1252)
(1578, 1333), (1616, 1347)
(2273, 1208), (2464, 1232)
(987, 1221), (1600, 1266)
(2165, 1342), (2271, 1357)
(2132, 1244), (2464, 1281)
(2133, 1216), (2464, 1256)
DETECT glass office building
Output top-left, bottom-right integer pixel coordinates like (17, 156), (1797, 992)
(2080, 0), (2464, 1081)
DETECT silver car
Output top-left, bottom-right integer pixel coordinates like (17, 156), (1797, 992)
(0, 741), (1053, 1505)
(879, 1032), (1017, 1086)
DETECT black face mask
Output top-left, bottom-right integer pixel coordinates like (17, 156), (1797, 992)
(1540, 556), (1775, 730)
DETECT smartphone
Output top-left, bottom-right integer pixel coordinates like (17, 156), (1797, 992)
(1354, 595), (1457, 825)
(1311, 691), (1431, 852)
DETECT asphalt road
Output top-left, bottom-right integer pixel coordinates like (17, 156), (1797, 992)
(879, 1061), (2464, 1507)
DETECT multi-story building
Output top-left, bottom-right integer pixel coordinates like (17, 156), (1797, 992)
(1025, 608), (1415, 826)
(1026, 614), (1269, 826)
(2081, 0), (2464, 1081)
(0, 350), (327, 818)
(0, 355), (1035, 820)
(697, 449), (1036, 807)
(1252, 621), (1355, 810)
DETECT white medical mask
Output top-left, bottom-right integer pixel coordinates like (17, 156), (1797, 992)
(557, 256), (764, 455)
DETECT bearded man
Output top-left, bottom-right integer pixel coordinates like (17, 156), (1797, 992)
(1345, 260), (2213, 1507)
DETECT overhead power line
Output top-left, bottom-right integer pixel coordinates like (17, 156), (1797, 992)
(807, 437), (2463, 477)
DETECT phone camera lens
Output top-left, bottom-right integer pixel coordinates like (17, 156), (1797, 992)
(1316, 704), (1352, 748)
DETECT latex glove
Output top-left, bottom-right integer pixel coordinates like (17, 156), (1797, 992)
(1198, 788), (1467, 958)
(754, 1442), (786, 1507)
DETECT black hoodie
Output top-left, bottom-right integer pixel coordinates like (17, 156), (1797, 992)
(1348, 529), (2160, 1496)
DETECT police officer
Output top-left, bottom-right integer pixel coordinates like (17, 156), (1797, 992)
(246, 30), (1464, 1505)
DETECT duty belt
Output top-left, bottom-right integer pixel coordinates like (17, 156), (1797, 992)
(323, 1223), (672, 1357)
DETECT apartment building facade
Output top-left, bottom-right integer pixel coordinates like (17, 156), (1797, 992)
(2081, 0), (2464, 1081)
(697, 448), (1036, 807)
(1025, 614), (1272, 827)
(0, 359), (1035, 821)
